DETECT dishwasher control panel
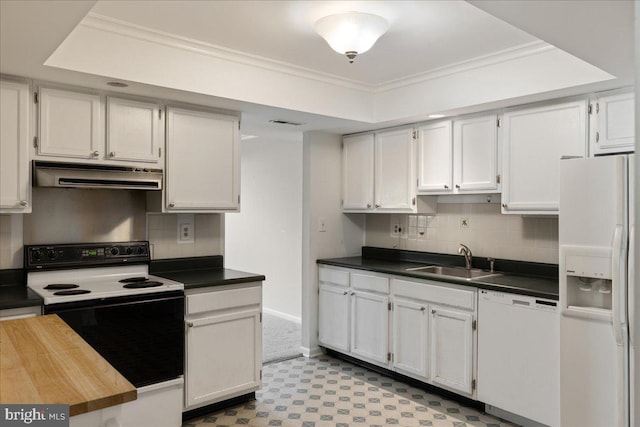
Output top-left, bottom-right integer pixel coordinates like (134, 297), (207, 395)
(479, 290), (558, 312)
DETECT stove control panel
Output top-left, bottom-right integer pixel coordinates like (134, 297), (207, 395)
(26, 241), (150, 270)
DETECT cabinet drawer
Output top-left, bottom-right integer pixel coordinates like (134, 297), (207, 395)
(187, 285), (261, 315)
(351, 272), (389, 294)
(392, 278), (475, 311)
(319, 267), (349, 287)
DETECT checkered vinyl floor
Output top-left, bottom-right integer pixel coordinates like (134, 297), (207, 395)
(182, 355), (516, 427)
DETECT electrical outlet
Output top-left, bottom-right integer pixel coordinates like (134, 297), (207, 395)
(177, 214), (195, 244)
(391, 223), (403, 237)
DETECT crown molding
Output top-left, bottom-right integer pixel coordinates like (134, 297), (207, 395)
(83, 13), (374, 92)
(83, 13), (553, 97)
(375, 41), (554, 93)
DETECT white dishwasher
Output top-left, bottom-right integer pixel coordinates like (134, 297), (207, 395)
(477, 289), (559, 427)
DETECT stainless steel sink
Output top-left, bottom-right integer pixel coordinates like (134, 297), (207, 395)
(405, 265), (500, 280)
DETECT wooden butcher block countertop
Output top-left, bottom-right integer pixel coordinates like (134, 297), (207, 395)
(0, 314), (136, 416)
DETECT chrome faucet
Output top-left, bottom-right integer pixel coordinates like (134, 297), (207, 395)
(458, 244), (473, 270)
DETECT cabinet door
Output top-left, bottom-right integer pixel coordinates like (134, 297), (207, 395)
(318, 284), (350, 352)
(38, 87), (102, 159)
(392, 297), (428, 380)
(106, 97), (161, 163)
(342, 134), (374, 211)
(591, 91), (635, 155)
(430, 306), (474, 395)
(350, 290), (389, 366)
(417, 121), (453, 193)
(185, 308), (261, 408)
(454, 115), (499, 193)
(501, 100), (587, 214)
(0, 81), (30, 212)
(166, 107), (240, 211)
(375, 128), (416, 212)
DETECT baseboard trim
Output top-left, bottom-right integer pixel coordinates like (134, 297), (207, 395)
(182, 392), (255, 422)
(324, 349), (485, 412)
(262, 307), (302, 324)
(300, 346), (323, 358)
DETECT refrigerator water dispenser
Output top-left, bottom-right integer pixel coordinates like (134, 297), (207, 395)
(560, 246), (613, 315)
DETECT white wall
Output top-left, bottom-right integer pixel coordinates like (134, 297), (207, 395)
(225, 136), (303, 322)
(301, 131), (365, 357)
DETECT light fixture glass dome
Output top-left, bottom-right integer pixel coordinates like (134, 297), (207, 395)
(314, 12), (389, 63)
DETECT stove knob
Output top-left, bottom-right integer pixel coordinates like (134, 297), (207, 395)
(110, 247), (119, 256)
(136, 246), (146, 254)
(125, 247), (133, 255)
(47, 250), (56, 259)
(32, 249), (42, 261)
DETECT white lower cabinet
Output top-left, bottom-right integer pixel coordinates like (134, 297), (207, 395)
(318, 268), (390, 368)
(392, 297), (429, 380)
(350, 288), (389, 365)
(184, 283), (262, 410)
(429, 306), (474, 395)
(318, 266), (477, 398)
(318, 284), (350, 352)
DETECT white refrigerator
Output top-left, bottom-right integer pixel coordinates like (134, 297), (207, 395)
(559, 154), (635, 427)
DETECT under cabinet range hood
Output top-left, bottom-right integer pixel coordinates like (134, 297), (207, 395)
(33, 161), (163, 190)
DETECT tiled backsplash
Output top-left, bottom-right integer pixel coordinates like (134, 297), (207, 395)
(147, 213), (222, 259)
(365, 202), (559, 264)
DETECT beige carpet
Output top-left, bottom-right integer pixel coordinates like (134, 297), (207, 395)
(262, 312), (302, 364)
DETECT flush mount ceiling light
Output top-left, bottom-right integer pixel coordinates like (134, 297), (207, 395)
(314, 11), (389, 63)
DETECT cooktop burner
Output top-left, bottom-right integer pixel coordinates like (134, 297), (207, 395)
(53, 289), (91, 296)
(118, 276), (149, 283)
(44, 284), (79, 290)
(123, 281), (163, 289)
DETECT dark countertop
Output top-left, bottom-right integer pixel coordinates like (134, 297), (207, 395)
(0, 269), (43, 310)
(317, 247), (559, 300)
(150, 256), (265, 290)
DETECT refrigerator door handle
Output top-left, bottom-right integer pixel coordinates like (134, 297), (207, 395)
(611, 224), (625, 346)
(629, 224), (635, 348)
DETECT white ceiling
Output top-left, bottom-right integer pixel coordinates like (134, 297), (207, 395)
(0, 0), (634, 137)
(89, 0), (538, 86)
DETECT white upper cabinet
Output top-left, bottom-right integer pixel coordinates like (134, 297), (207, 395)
(0, 80), (31, 212)
(375, 128), (416, 212)
(165, 107), (240, 212)
(342, 129), (416, 213)
(590, 90), (635, 155)
(38, 87), (103, 160)
(501, 99), (587, 215)
(453, 115), (499, 193)
(417, 121), (453, 193)
(106, 97), (162, 163)
(342, 133), (375, 210)
(417, 116), (499, 195)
